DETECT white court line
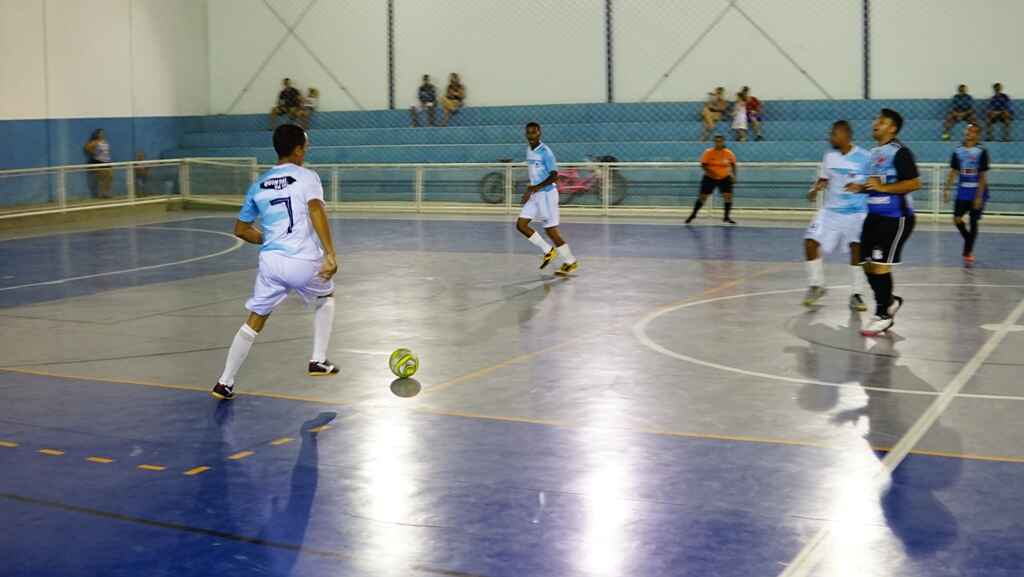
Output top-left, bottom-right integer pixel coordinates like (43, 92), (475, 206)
(633, 283), (1024, 399)
(777, 295), (1024, 577)
(0, 227), (244, 293)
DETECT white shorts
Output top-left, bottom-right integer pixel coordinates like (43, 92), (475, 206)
(519, 187), (560, 228)
(804, 210), (866, 255)
(246, 252), (334, 316)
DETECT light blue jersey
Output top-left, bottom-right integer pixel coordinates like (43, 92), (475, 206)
(819, 146), (870, 215)
(527, 142), (557, 193)
(238, 163), (325, 261)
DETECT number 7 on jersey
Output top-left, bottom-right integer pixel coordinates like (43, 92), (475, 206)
(269, 196), (294, 233)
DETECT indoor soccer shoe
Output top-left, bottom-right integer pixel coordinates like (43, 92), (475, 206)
(887, 296), (904, 318)
(849, 294), (868, 312)
(308, 360), (340, 376)
(555, 261), (579, 276)
(540, 248), (557, 269)
(964, 255), (975, 268)
(803, 286), (827, 306)
(861, 316), (894, 337)
(723, 217), (737, 225)
(211, 383), (236, 400)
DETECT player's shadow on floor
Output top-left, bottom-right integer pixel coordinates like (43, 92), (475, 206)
(786, 312), (962, 558)
(449, 277), (568, 346)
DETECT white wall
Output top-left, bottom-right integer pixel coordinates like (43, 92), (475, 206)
(207, 0), (388, 114)
(394, 0), (606, 108)
(0, 0), (208, 121)
(872, 0), (1024, 99)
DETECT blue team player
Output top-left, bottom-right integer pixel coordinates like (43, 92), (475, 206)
(803, 120), (872, 310)
(516, 122), (578, 275)
(212, 125), (340, 400)
(846, 109), (921, 337)
(943, 123), (990, 268)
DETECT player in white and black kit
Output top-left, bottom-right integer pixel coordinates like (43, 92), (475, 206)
(516, 122), (578, 275)
(847, 109), (921, 337)
(212, 125), (340, 400)
(802, 120), (871, 310)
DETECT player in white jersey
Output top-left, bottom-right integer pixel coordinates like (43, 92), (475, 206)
(517, 122), (578, 275)
(212, 125), (340, 400)
(803, 120), (872, 310)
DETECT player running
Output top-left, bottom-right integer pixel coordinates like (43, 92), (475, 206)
(516, 122), (578, 276)
(847, 109), (920, 337)
(803, 120), (872, 310)
(212, 125), (340, 400)
(942, 123), (990, 268)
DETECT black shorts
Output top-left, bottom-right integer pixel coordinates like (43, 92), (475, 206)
(953, 199), (984, 219)
(700, 176), (733, 195)
(860, 212), (915, 265)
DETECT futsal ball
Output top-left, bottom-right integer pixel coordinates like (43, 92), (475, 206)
(389, 348), (419, 378)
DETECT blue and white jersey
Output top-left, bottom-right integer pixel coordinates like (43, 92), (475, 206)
(527, 142), (558, 193)
(951, 145), (990, 201)
(238, 163), (325, 261)
(818, 146), (870, 215)
(867, 140), (918, 218)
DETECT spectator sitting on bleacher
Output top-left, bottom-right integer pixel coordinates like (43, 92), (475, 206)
(731, 90), (749, 142)
(411, 75), (437, 127)
(700, 87), (727, 141)
(942, 84), (976, 141)
(440, 73), (466, 127)
(986, 82), (1013, 142)
(742, 86), (764, 141)
(299, 87), (318, 129)
(269, 78), (303, 130)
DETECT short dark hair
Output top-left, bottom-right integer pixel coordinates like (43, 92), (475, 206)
(994, 82), (1003, 91)
(832, 120), (852, 135)
(526, 122), (541, 130)
(879, 108), (903, 134)
(273, 124), (307, 157)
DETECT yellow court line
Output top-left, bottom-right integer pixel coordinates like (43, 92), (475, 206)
(227, 451), (255, 461)
(86, 457), (114, 464)
(0, 441), (17, 448)
(410, 406), (1024, 466)
(38, 449), (64, 456)
(306, 425), (331, 433)
(270, 437), (294, 446)
(137, 464), (167, 472)
(1, 367), (351, 407)
(183, 466), (211, 476)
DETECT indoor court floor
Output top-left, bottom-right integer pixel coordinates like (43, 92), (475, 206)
(1, 211), (1023, 577)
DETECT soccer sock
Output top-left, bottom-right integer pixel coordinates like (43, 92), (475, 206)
(219, 324), (258, 387)
(724, 202), (733, 219)
(850, 265), (866, 295)
(311, 296), (335, 363)
(557, 243), (577, 265)
(965, 213), (980, 255)
(955, 220), (969, 247)
(527, 231), (553, 254)
(867, 273), (893, 317)
(689, 199), (704, 218)
(805, 258), (825, 287)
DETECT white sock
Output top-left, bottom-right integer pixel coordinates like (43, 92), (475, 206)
(219, 324), (258, 387)
(850, 265), (866, 295)
(527, 232), (553, 254)
(558, 243), (576, 264)
(311, 296), (335, 363)
(805, 258), (825, 287)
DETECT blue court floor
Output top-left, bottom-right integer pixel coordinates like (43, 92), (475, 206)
(1, 212), (1023, 577)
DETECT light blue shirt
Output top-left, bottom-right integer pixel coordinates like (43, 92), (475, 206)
(527, 143), (557, 193)
(239, 163), (325, 261)
(819, 146), (870, 215)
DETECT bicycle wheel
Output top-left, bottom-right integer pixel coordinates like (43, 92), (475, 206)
(479, 172), (505, 204)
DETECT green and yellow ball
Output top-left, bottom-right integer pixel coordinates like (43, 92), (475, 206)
(389, 348), (419, 378)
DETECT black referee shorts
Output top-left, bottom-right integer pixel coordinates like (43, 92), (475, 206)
(953, 199), (984, 219)
(860, 212), (915, 265)
(700, 176), (733, 195)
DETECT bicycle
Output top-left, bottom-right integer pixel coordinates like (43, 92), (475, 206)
(479, 156), (628, 206)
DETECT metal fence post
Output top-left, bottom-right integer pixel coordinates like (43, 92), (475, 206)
(504, 164), (514, 215)
(415, 166), (424, 212)
(602, 163), (611, 216)
(329, 165), (339, 206)
(931, 164), (941, 222)
(249, 158), (259, 184)
(56, 167), (67, 211)
(180, 160), (191, 199)
(127, 163), (136, 201)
